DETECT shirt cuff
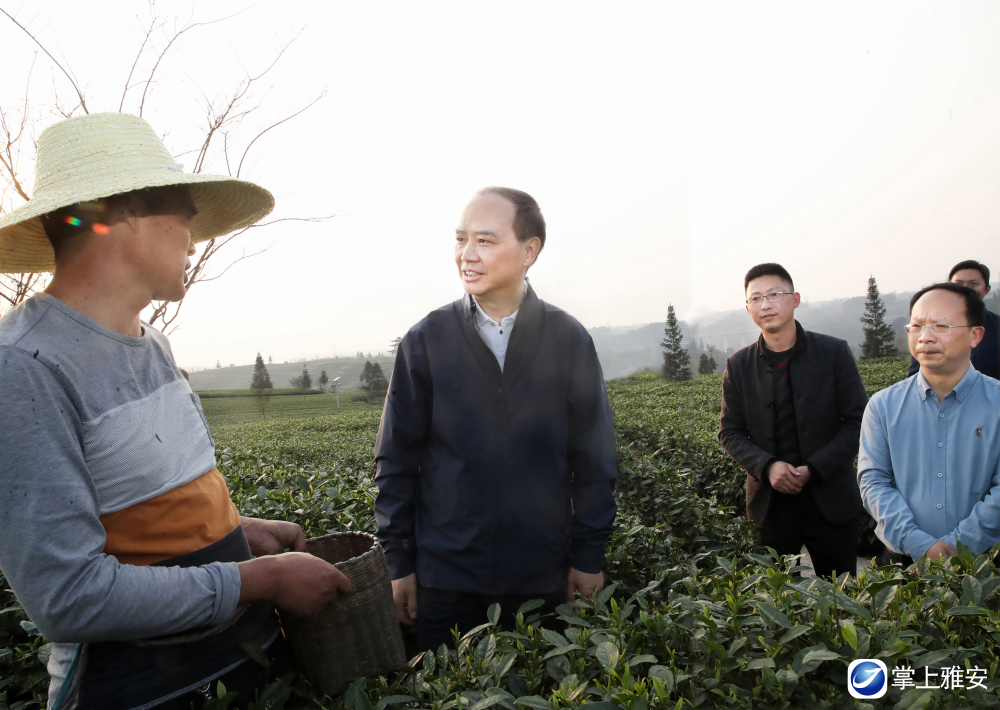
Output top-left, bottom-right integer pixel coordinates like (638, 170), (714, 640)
(901, 529), (938, 561)
(384, 548), (416, 580)
(570, 544), (606, 575)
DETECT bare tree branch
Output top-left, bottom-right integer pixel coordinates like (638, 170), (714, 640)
(119, 12), (160, 112)
(0, 6), (88, 114)
(236, 91), (325, 179)
(137, 5), (253, 117)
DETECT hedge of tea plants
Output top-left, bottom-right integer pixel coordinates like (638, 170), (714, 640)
(10, 354), (1000, 709)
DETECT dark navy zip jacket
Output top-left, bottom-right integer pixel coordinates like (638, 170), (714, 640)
(374, 285), (618, 595)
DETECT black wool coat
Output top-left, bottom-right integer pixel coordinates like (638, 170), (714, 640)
(374, 285), (618, 596)
(718, 322), (868, 525)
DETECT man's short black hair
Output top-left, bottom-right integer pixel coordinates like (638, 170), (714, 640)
(909, 282), (986, 327)
(949, 259), (990, 284)
(477, 186), (546, 252)
(744, 263), (794, 293)
(39, 185), (193, 260)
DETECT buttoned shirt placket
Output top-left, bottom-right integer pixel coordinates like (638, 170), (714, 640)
(924, 384), (961, 533)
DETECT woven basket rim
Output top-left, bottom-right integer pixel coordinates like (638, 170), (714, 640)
(308, 531), (382, 573)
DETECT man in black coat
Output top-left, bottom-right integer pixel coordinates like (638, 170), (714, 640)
(719, 263), (869, 578)
(374, 187), (618, 651)
(907, 260), (1000, 380)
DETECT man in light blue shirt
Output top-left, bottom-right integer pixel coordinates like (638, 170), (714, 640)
(859, 282), (1000, 564)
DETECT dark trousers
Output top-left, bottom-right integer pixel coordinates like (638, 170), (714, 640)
(155, 632), (296, 710)
(760, 489), (859, 579)
(416, 587), (564, 652)
(876, 547), (913, 567)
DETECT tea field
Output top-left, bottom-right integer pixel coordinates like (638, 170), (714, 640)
(198, 390), (373, 428)
(8, 355), (1000, 709)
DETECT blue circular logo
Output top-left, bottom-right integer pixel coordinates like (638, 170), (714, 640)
(850, 661), (887, 697)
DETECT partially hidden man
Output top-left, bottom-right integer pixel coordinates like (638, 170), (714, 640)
(374, 188), (618, 651)
(719, 263), (869, 578)
(907, 260), (1000, 380)
(0, 114), (350, 710)
(860, 283), (1000, 566)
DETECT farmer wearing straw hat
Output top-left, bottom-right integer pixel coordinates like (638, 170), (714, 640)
(0, 113), (351, 709)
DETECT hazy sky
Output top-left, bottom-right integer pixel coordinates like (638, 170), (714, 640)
(2, 1), (997, 368)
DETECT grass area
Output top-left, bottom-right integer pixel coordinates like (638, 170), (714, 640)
(195, 388), (324, 398)
(200, 391), (377, 428)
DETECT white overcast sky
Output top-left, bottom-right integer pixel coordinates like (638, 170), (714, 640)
(2, 1), (998, 368)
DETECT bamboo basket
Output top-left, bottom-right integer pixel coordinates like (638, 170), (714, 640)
(279, 532), (406, 695)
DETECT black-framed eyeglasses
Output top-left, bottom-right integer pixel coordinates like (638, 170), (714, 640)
(904, 324), (975, 335)
(746, 292), (792, 306)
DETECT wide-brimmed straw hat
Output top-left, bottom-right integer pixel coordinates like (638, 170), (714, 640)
(0, 112), (275, 273)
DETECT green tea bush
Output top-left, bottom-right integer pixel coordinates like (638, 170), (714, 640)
(0, 568), (49, 709)
(9, 352), (964, 709)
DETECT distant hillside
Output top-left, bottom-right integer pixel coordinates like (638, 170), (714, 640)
(189, 356), (394, 392)
(190, 287), (1000, 387)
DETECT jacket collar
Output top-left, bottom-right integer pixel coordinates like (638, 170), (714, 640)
(755, 320), (807, 362)
(460, 281), (543, 378)
(464, 280), (539, 330)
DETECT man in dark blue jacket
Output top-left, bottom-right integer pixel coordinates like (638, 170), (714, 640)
(908, 260), (1000, 380)
(374, 187), (618, 651)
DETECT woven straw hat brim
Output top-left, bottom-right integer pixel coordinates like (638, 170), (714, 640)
(0, 113), (275, 273)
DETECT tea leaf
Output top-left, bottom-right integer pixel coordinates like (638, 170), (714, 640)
(841, 620), (858, 652)
(517, 599), (546, 615)
(756, 601), (790, 629)
(542, 644), (582, 660)
(596, 641), (621, 670)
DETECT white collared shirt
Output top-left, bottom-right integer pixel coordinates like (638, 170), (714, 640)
(471, 284), (525, 371)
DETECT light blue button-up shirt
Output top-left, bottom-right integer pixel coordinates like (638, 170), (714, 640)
(858, 365), (1000, 559)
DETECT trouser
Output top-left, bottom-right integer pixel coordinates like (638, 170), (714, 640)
(416, 587), (564, 652)
(760, 489), (859, 580)
(154, 632), (296, 710)
(876, 547), (913, 567)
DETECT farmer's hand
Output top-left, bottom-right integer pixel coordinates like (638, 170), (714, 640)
(567, 568), (604, 603)
(392, 573), (418, 626)
(926, 541), (958, 561)
(768, 461), (804, 495)
(238, 553), (351, 616)
(240, 516), (306, 556)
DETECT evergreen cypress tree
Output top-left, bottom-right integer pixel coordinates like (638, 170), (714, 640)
(249, 352), (273, 389)
(860, 276), (898, 359)
(318, 368), (329, 392)
(661, 304), (692, 381)
(250, 352), (273, 419)
(289, 364), (312, 391)
(698, 345), (718, 375)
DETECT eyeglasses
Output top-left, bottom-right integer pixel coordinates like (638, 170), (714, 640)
(904, 324), (975, 335)
(746, 292), (792, 306)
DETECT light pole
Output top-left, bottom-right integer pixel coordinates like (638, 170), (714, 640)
(332, 376), (341, 408)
